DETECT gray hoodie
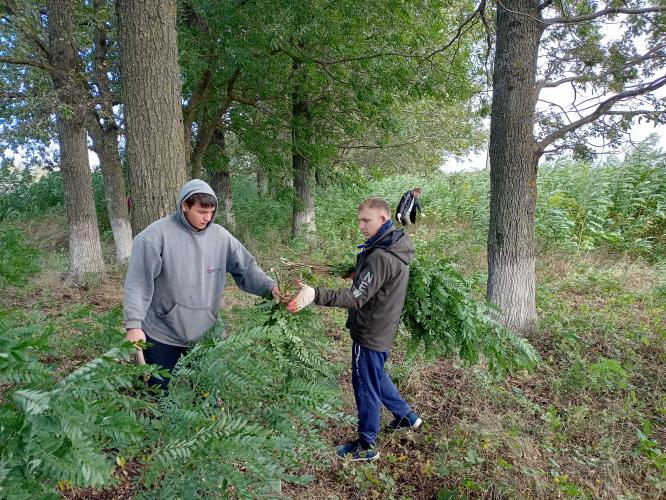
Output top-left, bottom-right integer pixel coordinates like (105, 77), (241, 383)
(123, 179), (275, 347)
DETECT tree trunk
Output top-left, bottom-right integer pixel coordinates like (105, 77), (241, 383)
(89, 122), (133, 263)
(47, 0), (106, 280)
(208, 130), (235, 230)
(88, 0), (133, 264)
(486, 0), (544, 334)
(117, 0), (187, 234)
(183, 67), (213, 171)
(190, 112), (221, 180)
(256, 169), (268, 196)
(291, 58), (316, 240)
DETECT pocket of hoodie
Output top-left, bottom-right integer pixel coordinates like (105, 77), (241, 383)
(158, 303), (217, 343)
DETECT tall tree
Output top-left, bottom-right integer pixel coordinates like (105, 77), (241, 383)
(177, 0), (482, 238)
(117, 0), (187, 234)
(478, 1), (666, 333)
(47, 0), (105, 279)
(290, 56), (316, 239)
(1, 0), (133, 264)
(87, 0), (132, 263)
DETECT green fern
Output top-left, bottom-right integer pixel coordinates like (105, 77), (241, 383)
(403, 258), (540, 376)
(1, 301), (344, 497)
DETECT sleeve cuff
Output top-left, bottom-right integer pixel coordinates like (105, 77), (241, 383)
(125, 320), (142, 330)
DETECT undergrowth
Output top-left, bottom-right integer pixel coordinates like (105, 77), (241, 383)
(0, 302), (347, 498)
(0, 228), (40, 288)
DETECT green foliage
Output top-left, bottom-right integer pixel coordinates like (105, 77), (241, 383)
(230, 177), (294, 253)
(26, 304), (127, 368)
(537, 143), (666, 257)
(558, 357), (631, 396)
(402, 258), (540, 376)
(633, 419), (666, 489)
(0, 228), (40, 288)
(141, 303), (345, 497)
(0, 302), (345, 498)
(0, 310), (51, 386)
(0, 166), (64, 221)
(0, 167), (110, 233)
(0, 316), (158, 497)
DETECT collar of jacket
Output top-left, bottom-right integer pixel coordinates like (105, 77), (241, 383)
(357, 220), (395, 253)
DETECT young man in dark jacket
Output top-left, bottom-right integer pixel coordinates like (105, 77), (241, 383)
(396, 187), (423, 226)
(124, 179), (282, 390)
(287, 197), (422, 461)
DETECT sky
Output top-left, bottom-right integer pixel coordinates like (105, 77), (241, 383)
(442, 119), (666, 173)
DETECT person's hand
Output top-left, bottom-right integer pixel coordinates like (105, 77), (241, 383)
(126, 328), (146, 365)
(271, 285), (292, 304)
(397, 213), (402, 220)
(286, 280), (315, 313)
(127, 328), (146, 344)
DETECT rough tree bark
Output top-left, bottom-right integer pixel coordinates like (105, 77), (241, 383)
(208, 129), (235, 230)
(487, 0), (544, 334)
(117, 0), (187, 234)
(47, 0), (106, 279)
(291, 59), (315, 240)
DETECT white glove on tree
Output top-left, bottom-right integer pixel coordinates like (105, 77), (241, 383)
(287, 281), (315, 313)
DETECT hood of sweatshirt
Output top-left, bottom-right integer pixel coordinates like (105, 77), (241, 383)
(177, 179), (218, 233)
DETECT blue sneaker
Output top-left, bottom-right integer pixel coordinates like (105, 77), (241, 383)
(335, 439), (379, 461)
(387, 411), (422, 431)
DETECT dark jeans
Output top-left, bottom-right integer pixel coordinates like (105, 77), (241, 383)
(144, 334), (189, 391)
(351, 342), (411, 444)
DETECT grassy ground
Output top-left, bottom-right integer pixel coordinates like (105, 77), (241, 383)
(1, 201), (664, 498)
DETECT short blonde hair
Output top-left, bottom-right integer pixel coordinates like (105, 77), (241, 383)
(358, 197), (391, 217)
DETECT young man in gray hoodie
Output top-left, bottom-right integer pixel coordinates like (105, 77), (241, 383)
(124, 179), (280, 390)
(287, 197), (422, 461)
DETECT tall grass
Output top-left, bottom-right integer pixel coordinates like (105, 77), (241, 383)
(2, 141), (664, 259)
(0, 166), (112, 233)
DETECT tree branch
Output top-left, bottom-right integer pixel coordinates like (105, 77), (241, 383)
(3, 1), (51, 58)
(545, 6), (666, 25)
(0, 90), (28, 100)
(536, 43), (666, 95)
(536, 74), (666, 151)
(422, 0), (486, 61)
(0, 56), (56, 72)
(189, 68), (241, 176)
(605, 109), (665, 118)
(183, 66), (213, 152)
(230, 94), (258, 106)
